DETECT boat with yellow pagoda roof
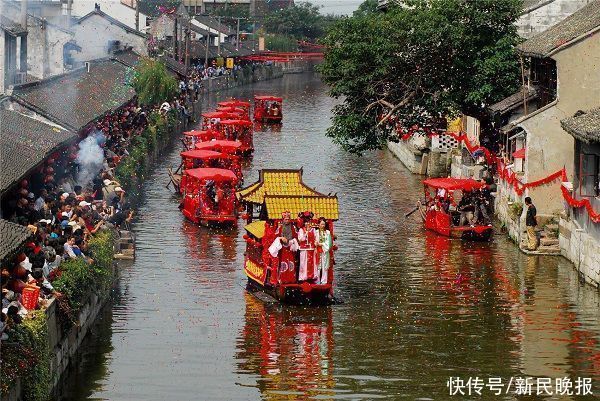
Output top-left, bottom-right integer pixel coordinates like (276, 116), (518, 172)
(237, 169), (339, 304)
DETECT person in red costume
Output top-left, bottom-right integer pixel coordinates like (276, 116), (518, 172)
(268, 211), (299, 284)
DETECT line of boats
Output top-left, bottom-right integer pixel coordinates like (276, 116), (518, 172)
(167, 96), (494, 304)
(168, 96), (340, 304)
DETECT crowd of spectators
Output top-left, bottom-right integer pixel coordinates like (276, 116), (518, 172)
(0, 102), (155, 341)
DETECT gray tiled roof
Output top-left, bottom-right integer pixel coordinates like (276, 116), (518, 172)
(193, 15), (234, 36)
(0, 110), (75, 193)
(12, 59), (136, 131)
(160, 55), (188, 76)
(518, 0), (600, 57)
(561, 108), (600, 143)
(0, 219), (32, 261)
(113, 49), (143, 68)
(0, 14), (27, 36)
(488, 86), (538, 114)
(190, 24), (218, 38)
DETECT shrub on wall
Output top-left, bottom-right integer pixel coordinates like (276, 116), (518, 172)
(0, 310), (51, 401)
(53, 230), (116, 318)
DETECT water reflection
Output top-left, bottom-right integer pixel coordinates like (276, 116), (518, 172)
(236, 294), (334, 400)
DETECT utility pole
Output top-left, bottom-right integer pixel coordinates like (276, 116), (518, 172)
(135, 0), (139, 31)
(217, 15), (221, 57)
(173, 15), (178, 60)
(204, 31), (210, 67)
(185, 19), (190, 74)
(236, 17), (240, 50)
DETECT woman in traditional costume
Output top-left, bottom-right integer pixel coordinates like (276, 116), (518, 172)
(297, 211), (315, 282)
(314, 217), (332, 284)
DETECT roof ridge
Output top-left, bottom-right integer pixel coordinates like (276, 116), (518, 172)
(518, 0), (600, 57)
(77, 8), (147, 38)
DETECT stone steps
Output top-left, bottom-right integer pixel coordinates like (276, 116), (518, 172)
(540, 237), (559, 246)
(114, 230), (135, 260)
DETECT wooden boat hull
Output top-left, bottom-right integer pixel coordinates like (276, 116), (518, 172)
(255, 115), (282, 124)
(182, 208), (237, 226)
(244, 257), (332, 305)
(423, 208), (493, 241)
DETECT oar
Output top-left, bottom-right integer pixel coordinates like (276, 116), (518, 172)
(405, 205), (420, 218)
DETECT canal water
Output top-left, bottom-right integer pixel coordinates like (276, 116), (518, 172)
(60, 73), (600, 401)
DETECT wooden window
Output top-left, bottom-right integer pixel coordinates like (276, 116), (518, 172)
(579, 153), (600, 197)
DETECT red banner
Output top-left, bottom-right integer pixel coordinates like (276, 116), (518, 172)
(561, 185), (600, 223)
(497, 159), (600, 222)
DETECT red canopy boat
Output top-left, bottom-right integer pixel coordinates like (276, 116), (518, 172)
(180, 149), (242, 184)
(218, 99), (251, 110)
(216, 107), (250, 121)
(420, 177), (493, 241)
(195, 140), (244, 156)
(237, 169), (339, 304)
(180, 168), (238, 225)
(182, 129), (219, 149)
(201, 111), (237, 131)
(254, 96), (283, 123)
(218, 119), (254, 154)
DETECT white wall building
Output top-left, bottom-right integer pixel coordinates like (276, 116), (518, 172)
(72, 7), (147, 62)
(71, 0), (149, 32)
(516, 0), (594, 38)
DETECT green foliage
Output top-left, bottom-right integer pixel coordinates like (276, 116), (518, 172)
(21, 311), (51, 401)
(353, 0), (379, 16)
(115, 110), (173, 195)
(262, 2), (330, 41)
(318, 0), (522, 153)
(211, 4), (251, 30)
(53, 231), (116, 315)
(133, 58), (178, 106)
(266, 34), (299, 52)
(0, 311), (51, 401)
(509, 202), (524, 220)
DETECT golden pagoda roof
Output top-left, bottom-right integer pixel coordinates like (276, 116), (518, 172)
(236, 169), (326, 203)
(244, 220), (266, 239)
(264, 195), (339, 220)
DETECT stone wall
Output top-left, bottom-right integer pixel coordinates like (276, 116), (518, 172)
(495, 180), (524, 243)
(387, 140), (450, 177)
(387, 140), (423, 174)
(559, 214), (600, 288)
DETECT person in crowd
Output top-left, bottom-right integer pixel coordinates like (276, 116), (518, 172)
(473, 189), (491, 225)
(34, 189), (48, 211)
(458, 191), (475, 226)
(314, 217), (333, 285)
(525, 196), (538, 250)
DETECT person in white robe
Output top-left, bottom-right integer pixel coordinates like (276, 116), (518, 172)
(314, 217), (332, 284)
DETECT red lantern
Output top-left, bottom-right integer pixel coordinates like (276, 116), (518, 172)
(20, 179), (28, 188)
(242, 234), (249, 240)
(241, 213), (249, 220)
(69, 153), (77, 160)
(44, 174), (55, 183)
(45, 166), (54, 174)
(47, 158), (55, 165)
